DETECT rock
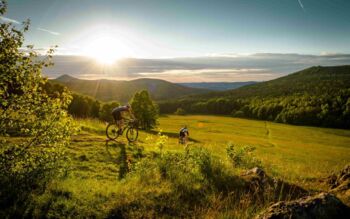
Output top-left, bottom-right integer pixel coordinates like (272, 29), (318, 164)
(256, 192), (350, 219)
(327, 165), (350, 190)
(326, 164), (350, 205)
(241, 167), (307, 201)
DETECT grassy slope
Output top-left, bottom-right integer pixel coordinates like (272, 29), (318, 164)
(156, 115), (350, 180)
(30, 115), (350, 217)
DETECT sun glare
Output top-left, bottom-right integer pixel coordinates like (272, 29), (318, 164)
(85, 35), (130, 64)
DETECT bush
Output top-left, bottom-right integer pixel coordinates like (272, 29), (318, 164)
(174, 107), (186, 115)
(0, 2), (75, 215)
(232, 110), (245, 117)
(99, 101), (120, 122)
(226, 143), (262, 169)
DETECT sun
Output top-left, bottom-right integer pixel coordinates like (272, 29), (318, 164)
(85, 35), (129, 64)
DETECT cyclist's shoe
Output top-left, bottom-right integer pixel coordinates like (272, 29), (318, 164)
(118, 129), (123, 135)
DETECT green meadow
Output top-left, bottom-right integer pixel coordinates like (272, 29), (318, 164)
(25, 115), (350, 218)
(154, 115), (350, 181)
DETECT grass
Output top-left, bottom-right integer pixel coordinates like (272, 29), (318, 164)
(25, 115), (350, 218)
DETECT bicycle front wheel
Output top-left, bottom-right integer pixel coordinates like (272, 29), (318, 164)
(126, 127), (138, 142)
(106, 123), (119, 140)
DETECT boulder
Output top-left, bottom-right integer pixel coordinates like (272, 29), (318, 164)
(256, 192), (350, 219)
(241, 167), (307, 201)
(326, 164), (350, 204)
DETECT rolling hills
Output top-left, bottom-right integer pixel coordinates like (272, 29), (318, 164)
(178, 81), (258, 91)
(159, 65), (350, 128)
(52, 74), (210, 102)
(189, 65), (350, 99)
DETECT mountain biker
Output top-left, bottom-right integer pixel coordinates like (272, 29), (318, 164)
(179, 125), (189, 144)
(111, 104), (135, 134)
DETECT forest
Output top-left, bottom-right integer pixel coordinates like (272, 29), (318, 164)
(159, 66), (350, 128)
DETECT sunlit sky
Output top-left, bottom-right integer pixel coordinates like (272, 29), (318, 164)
(2, 0), (350, 82)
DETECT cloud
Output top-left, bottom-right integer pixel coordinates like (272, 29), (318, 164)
(37, 27), (60, 36)
(298, 0), (305, 12)
(0, 16), (20, 24)
(42, 53), (350, 82)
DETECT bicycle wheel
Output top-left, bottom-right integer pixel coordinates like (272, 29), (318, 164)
(106, 123), (119, 140)
(126, 127), (138, 142)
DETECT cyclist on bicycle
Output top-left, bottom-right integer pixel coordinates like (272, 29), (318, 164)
(179, 125), (189, 144)
(111, 104), (135, 134)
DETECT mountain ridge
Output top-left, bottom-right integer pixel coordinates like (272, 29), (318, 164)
(51, 74), (211, 103)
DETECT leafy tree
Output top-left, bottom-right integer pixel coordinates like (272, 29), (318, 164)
(130, 90), (158, 130)
(99, 101), (120, 122)
(174, 107), (186, 115)
(68, 93), (101, 118)
(0, 1), (75, 215)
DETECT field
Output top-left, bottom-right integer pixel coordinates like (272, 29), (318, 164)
(28, 115), (350, 218)
(155, 115), (350, 181)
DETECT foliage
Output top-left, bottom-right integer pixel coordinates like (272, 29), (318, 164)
(99, 101), (120, 122)
(159, 66), (350, 128)
(174, 107), (186, 115)
(68, 93), (101, 118)
(0, 2), (75, 215)
(130, 90), (158, 130)
(226, 143), (262, 169)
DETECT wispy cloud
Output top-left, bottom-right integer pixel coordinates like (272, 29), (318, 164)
(0, 16), (20, 24)
(298, 0), (305, 12)
(42, 53), (350, 82)
(37, 27), (60, 36)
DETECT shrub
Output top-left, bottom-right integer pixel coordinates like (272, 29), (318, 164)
(232, 110), (245, 118)
(0, 2), (75, 215)
(226, 143), (262, 169)
(174, 107), (186, 115)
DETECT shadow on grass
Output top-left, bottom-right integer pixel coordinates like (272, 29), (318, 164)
(105, 139), (130, 179)
(144, 130), (201, 143)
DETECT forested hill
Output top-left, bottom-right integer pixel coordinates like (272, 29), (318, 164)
(159, 65), (350, 128)
(190, 65), (350, 99)
(178, 81), (258, 91)
(52, 75), (210, 102)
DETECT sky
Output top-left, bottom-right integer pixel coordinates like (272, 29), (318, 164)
(1, 0), (350, 82)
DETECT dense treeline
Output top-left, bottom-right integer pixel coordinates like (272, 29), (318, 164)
(159, 66), (350, 129)
(45, 82), (158, 129)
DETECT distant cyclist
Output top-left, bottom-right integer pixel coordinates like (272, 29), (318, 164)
(179, 125), (189, 144)
(111, 104), (135, 134)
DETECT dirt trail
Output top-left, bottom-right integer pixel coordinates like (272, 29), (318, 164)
(264, 121), (275, 147)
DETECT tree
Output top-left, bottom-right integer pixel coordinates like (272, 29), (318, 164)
(130, 90), (158, 130)
(0, 1), (75, 214)
(99, 101), (120, 122)
(174, 107), (186, 115)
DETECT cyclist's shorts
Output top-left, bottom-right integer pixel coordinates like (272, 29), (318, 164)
(112, 111), (122, 121)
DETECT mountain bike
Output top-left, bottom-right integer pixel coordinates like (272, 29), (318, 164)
(179, 134), (188, 145)
(106, 119), (138, 142)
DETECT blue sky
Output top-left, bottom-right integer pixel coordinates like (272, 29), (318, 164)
(1, 0), (350, 81)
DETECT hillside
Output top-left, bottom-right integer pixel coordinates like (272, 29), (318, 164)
(192, 65), (350, 99)
(52, 75), (210, 102)
(159, 65), (350, 128)
(178, 81), (258, 91)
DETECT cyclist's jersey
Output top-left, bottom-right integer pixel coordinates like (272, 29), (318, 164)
(112, 106), (129, 114)
(179, 128), (189, 137)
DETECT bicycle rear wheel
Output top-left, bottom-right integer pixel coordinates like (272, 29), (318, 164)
(106, 123), (119, 140)
(126, 127), (138, 142)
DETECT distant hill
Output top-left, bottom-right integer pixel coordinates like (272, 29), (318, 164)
(178, 81), (258, 91)
(188, 65), (350, 99)
(52, 75), (210, 102)
(159, 65), (350, 128)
